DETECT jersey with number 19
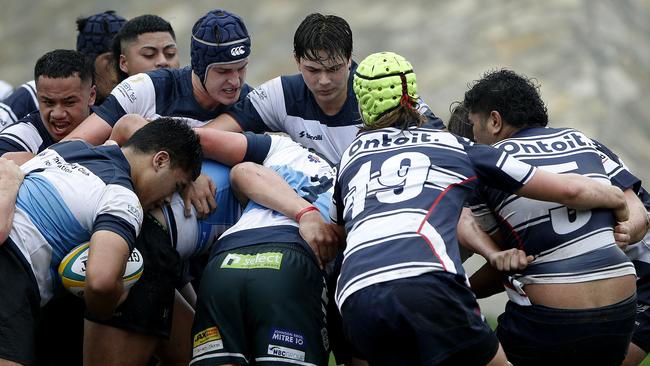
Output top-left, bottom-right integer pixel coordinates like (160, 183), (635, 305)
(331, 126), (537, 309)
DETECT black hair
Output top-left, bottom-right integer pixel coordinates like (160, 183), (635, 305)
(293, 13), (352, 63)
(123, 117), (203, 181)
(447, 101), (474, 140)
(463, 69), (548, 128)
(111, 14), (176, 81)
(34, 49), (95, 86)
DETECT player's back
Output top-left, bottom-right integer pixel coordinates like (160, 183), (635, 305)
(333, 125), (533, 308)
(473, 126), (634, 286)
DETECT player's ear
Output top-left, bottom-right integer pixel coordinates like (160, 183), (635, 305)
(489, 110), (503, 135)
(119, 54), (129, 74)
(152, 151), (171, 172)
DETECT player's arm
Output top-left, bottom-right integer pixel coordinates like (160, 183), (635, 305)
(0, 158), (24, 243)
(63, 113), (113, 145)
(458, 208), (532, 272)
(202, 113), (244, 132)
(84, 230), (131, 320)
(516, 170), (628, 223)
(108, 114), (149, 146)
(192, 128), (248, 166)
(469, 263), (507, 299)
(229, 162), (341, 268)
(615, 189), (649, 248)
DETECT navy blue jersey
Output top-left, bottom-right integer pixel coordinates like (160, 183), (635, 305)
(0, 112), (54, 155)
(10, 140), (143, 304)
(0, 80), (38, 130)
(94, 67), (252, 127)
(227, 62), (444, 164)
(331, 126), (536, 309)
(470, 127), (635, 289)
(214, 134), (335, 260)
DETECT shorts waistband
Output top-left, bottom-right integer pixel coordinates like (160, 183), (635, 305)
(507, 295), (637, 324)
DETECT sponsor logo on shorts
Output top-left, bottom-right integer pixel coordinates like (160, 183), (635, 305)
(270, 328), (305, 349)
(221, 252), (283, 270)
(193, 327), (224, 357)
(267, 345), (305, 361)
(637, 304), (650, 314)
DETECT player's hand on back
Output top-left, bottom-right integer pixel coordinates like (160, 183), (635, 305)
(182, 173), (217, 218)
(298, 210), (341, 269)
(487, 248), (534, 272)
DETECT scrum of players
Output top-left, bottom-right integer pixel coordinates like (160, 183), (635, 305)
(0, 7), (648, 366)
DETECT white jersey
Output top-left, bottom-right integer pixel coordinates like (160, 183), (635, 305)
(9, 141), (142, 305)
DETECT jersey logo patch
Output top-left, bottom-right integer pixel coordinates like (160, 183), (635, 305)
(221, 252), (283, 270)
(193, 326), (224, 357)
(267, 345), (305, 361)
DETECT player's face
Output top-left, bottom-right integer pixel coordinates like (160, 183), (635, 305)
(203, 59), (248, 106)
(119, 32), (179, 76)
(297, 52), (351, 111)
(138, 158), (192, 211)
(469, 111), (494, 145)
(37, 75), (96, 142)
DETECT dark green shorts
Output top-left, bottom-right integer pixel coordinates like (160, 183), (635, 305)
(191, 243), (329, 366)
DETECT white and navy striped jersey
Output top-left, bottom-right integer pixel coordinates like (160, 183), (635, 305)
(227, 63), (444, 165)
(0, 80), (38, 131)
(0, 112), (54, 155)
(331, 126), (536, 309)
(9, 140), (143, 305)
(94, 67), (252, 128)
(214, 134), (335, 260)
(163, 160), (240, 261)
(470, 127), (635, 288)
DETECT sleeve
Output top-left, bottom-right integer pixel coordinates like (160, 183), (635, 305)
(92, 73), (157, 127)
(330, 167), (345, 225)
(0, 82), (38, 125)
(593, 139), (642, 193)
(464, 141), (537, 193)
(242, 132), (273, 163)
(416, 97), (446, 130)
(92, 184), (143, 251)
(467, 190), (500, 235)
(0, 122), (42, 155)
(227, 77), (285, 133)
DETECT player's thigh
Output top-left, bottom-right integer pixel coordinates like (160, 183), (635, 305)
(246, 243), (328, 366)
(83, 319), (158, 366)
(154, 290), (194, 365)
(191, 252), (249, 365)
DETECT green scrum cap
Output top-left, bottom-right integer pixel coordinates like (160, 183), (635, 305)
(353, 51), (418, 125)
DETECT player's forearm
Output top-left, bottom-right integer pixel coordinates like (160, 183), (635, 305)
(230, 162), (312, 218)
(63, 113), (113, 145)
(457, 208), (501, 258)
(193, 128), (247, 166)
(622, 189), (649, 243)
(469, 263), (505, 298)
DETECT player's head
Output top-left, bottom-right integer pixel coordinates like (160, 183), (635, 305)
(122, 117), (202, 210)
(294, 13), (353, 108)
(112, 14), (179, 81)
(191, 9), (250, 106)
(464, 69), (548, 144)
(353, 51), (423, 131)
(447, 101), (474, 140)
(34, 49), (96, 142)
(76, 10), (126, 103)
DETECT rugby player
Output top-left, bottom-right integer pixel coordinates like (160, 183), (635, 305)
(331, 52), (629, 365)
(0, 118), (201, 366)
(111, 14), (180, 82)
(201, 12), (444, 165)
(0, 11), (125, 128)
(0, 49), (96, 156)
(463, 69), (644, 365)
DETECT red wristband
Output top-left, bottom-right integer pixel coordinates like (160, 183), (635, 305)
(295, 205), (319, 222)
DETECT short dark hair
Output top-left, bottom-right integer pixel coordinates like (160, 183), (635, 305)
(111, 15), (176, 81)
(123, 118), (203, 181)
(463, 69), (548, 128)
(293, 13), (352, 63)
(447, 101), (474, 140)
(34, 49), (95, 86)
